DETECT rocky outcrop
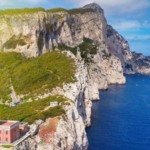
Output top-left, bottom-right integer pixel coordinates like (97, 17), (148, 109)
(0, 3), (107, 57)
(106, 25), (150, 74)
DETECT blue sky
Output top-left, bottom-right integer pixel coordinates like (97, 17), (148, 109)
(0, 0), (150, 55)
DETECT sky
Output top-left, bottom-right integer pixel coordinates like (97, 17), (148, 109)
(0, 0), (150, 55)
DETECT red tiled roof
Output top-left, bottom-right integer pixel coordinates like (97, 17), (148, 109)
(0, 121), (17, 127)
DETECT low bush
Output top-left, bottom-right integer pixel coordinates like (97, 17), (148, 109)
(0, 7), (94, 16)
(0, 8), (45, 15)
(3, 36), (26, 49)
(58, 37), (98, 62)
(68, 8), (94, 15)
(0, 96), (66, 124)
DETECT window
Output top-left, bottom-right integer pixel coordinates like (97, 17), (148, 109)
(6, 138), (8, 142)
(0, 130), (1, 134)
(6, 131), (8, 134)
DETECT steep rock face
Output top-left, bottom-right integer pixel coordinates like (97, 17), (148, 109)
(106, 25), (150, 74)
(14, 52), (90, 150)
(0, 3), (149, 75)
(14, 50), (125, 150)
(0, 3), (126, 150)
(0, 3), (107, 57)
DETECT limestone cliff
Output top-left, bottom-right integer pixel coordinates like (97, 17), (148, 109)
(107, 25), (150, 74)
(1, 3), (146, 150)
(0, 3), (148, 75)
(13, 47), (125, 150)
(0, 4), (107, 57)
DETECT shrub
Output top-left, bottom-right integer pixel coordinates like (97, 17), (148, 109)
(58, 37), (98, 63)
(68, 8), (94, 15)
(3, 36), (26, 49)
(0, 96), (66, 124)
(58, 44), (77, 55)
(0, 8), (45, 15)
(46, 8), (67, 13)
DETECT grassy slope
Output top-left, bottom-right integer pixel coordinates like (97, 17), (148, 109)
(0, 51), (75, 123)
(0, 51), (75, 102)
(0, 52), (24, 102)
(0, 7), (94, 16)
(0, 96), (67, 124)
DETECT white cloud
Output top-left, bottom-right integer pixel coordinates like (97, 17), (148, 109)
(113, 20), (141, 31)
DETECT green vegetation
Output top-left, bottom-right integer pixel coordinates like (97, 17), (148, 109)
(0, 7), (67, 16)
(101, 49), (111, 58)
(58, 44), (77, 55)
(48, 7), (94, 14)
(0, 96), (66, 124)
(47, 8), (67, 13)
(78, 38), (98, 62)
(3, 36), (26, 49)
(0, 8), (45, 15)
(68, 8), (94, 15)
(12, 52), (76, 96)
(0, 7), (94, 16)
(0, 52), (24, 102)
(58, 37), (98, 62)
(0, 51), (75, 102)
(2, 145), (13, 148)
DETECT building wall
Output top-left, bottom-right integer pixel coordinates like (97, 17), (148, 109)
(10, 126), (20, 143)
(0, 124), (20, 144)
(19, 124), (29, 135)
(0, 128), (11, 143)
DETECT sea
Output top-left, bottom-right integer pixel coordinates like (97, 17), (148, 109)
(86, 74), (150, 150)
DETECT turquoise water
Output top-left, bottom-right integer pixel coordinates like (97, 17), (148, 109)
(86, 74), (150, 150)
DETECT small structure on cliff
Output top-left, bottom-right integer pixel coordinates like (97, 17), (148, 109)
(19, 122), (29, 136)
(0, 120), (20, 144)
(50, 101), (58, 108)
(0, 120), (29, 144)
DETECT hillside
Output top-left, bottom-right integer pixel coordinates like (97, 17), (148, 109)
(0, 96), (66, 124)
(0, 3), (149, 150)
(0, 51), (75, 103)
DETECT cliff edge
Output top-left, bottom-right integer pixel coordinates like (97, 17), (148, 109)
(0, 3), (148, 150)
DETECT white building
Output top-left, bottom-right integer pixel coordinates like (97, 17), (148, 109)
(50, 101), (58, 107)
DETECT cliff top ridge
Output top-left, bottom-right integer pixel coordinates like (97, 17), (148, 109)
(82, 3), (104, 13)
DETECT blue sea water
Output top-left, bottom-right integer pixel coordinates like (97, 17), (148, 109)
(86, 74), (150, 150)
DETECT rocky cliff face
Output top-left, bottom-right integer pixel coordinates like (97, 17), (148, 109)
(0, 3), (107, 57)
(0, 4), (149, 75)
(107, 25), (150, 74)
(13, 49), (125, 150)
(1, 3), (145, 150)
